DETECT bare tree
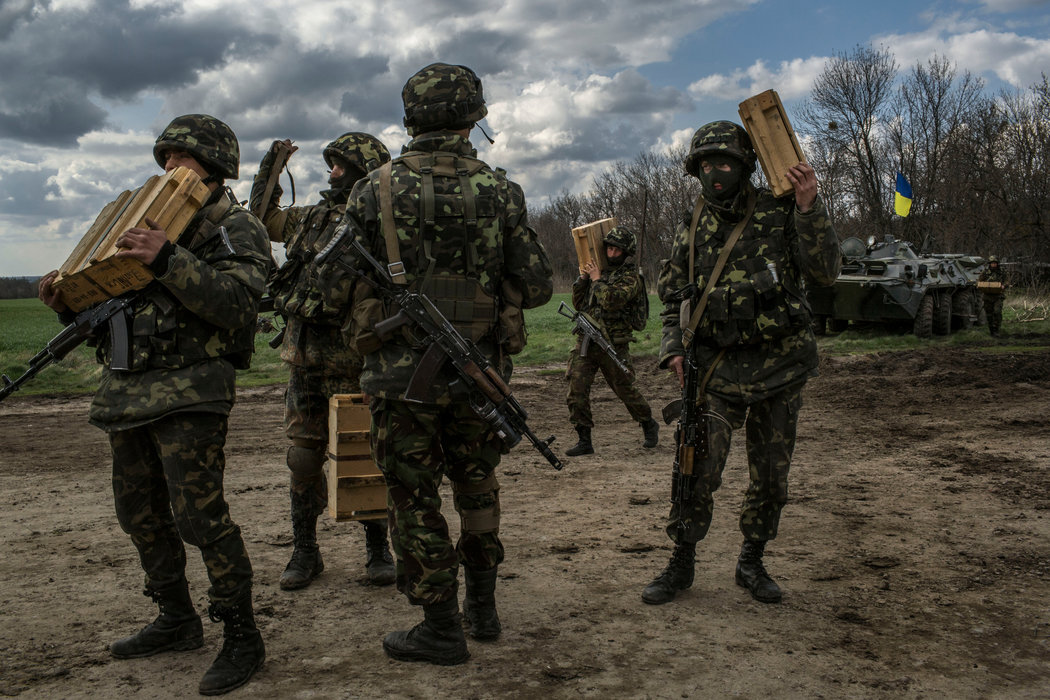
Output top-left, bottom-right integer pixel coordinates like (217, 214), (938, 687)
(800, 45), (898, 235)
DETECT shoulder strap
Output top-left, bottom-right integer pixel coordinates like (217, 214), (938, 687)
(376, 161), (407, 285)
(682, 189), (758, 348)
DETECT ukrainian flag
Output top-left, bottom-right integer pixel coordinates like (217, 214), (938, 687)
(894, 172), (912, 217)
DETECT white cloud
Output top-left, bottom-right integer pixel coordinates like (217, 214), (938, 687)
(687, 57), (830, 101)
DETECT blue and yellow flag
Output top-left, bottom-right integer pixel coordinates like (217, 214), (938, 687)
(894, 172), (912, 217)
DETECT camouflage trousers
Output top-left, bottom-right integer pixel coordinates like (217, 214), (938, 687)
(665, 383), (804, 544)
(370, 398), (504, 606)
(983, 294), (1003, 335)
(284, 363), (362, 514)
(110, 412), (253, 605)
(566, 342), (653, 427)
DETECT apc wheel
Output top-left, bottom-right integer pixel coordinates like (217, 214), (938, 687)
(933, 291), (953, 335)
(829, 318), (850, 333)
(812, 315), (827, 336)
(953, 290), (974, 330)
(914, 295), (934, 339)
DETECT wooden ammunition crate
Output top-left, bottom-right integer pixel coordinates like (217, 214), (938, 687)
(977, 280), (1005, 294)
(52, 167), (210, 311)
(571, 217), (617, 274)
(326, 394), (387, 522)
(738, 90), (807, 198)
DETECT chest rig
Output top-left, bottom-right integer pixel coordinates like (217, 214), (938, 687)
(376, 151), (501, 343)
(684, 191), (809, 347)
(270, 196), (347, 324)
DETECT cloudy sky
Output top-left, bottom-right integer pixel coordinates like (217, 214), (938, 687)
(1, 0), (1048, 276)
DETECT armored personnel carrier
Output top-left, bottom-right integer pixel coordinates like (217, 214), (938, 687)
(809, 235), (985, 338)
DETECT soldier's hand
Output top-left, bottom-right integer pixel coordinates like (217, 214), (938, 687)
(583, 259), (601, 282)
(669, 355), (685, 387)
(38, 269), (68, 312)
(115, 217), (169, 265)
(786, 162), (817, 213)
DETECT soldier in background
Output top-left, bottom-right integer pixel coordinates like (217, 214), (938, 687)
(335, 63), (553, 665)
(250, 133), (396, 590)
(38, 115), (271, 695)
(641, 121), (840, 607)
(979, 256), (1007, 337)
(564, 226), (659, 456)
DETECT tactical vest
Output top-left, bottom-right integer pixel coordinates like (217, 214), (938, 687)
(375, 150), (503, 343)
(97, 194), (258, 371)
(688, 194), (811, 347)
(270, 194), (349, 325)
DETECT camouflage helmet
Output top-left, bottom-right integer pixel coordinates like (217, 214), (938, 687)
(153, 114), (240, 180)
(988, 255), (999, 264)
(402, 63), (488, 136)
(603, 226), (637, 256)
(683, 120), (756, 177)
(323, 132), (391, 175)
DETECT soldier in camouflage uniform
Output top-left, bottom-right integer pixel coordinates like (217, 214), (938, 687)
(979, 256), (1006, 337)
(332, 63), (553, 665)
(564, 226), (659, 456)
(250, 133), (396, 590)
(38, 114), (270, 696)
(640, 121), (840, 607)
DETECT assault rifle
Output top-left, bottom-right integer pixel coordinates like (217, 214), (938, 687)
(662, 342), (707, 542)
(556, 301), (630, 375)
(329, 237), (563, 471)
(0, 295), (134, 403)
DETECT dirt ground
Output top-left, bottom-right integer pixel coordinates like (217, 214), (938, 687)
(1, 334), (1049, 699)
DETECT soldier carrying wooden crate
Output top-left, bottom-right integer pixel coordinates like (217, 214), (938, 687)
(38, 114), (271, 696)
(250, 132), (397, 591)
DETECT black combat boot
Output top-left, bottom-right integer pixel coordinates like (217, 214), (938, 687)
(110, 581), (204, 659)
(198, 593), (266, 696)
(565, 425), (594, 457)
(735, 539), (782, 603)
(641, 542), (696, 605)
(363, 520), (396, 586)
(280, 491), (323, 591)
(642, 418), (660, 448)
(462, 566), (501, 641)
(383, 596), (470, 666)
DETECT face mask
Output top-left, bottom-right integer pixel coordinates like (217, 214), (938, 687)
(699, 155), (745, 201)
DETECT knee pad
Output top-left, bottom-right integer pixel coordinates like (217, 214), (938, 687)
(287, 441), (326, 479)
(451, 474), (501, 535)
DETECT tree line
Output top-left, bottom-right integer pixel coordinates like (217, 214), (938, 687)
(532, 45), (1049, 291)
(0, 277), (38, 299)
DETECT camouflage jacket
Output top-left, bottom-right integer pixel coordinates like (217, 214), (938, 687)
(88, 189), (272, 430)
(335, 131), (553, 403)
(658, 182), (840, 402)
(572, 263), (643, 345)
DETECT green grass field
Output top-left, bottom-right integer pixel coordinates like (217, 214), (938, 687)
(1, 290), (1045, 398)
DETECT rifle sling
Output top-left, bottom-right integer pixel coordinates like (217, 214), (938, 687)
(377, 162), (407, 284)
(682, 190), (757, 348)
(254, 145), (291, 221)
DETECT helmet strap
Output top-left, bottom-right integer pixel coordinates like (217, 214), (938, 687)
(476, 123), (495, 145)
